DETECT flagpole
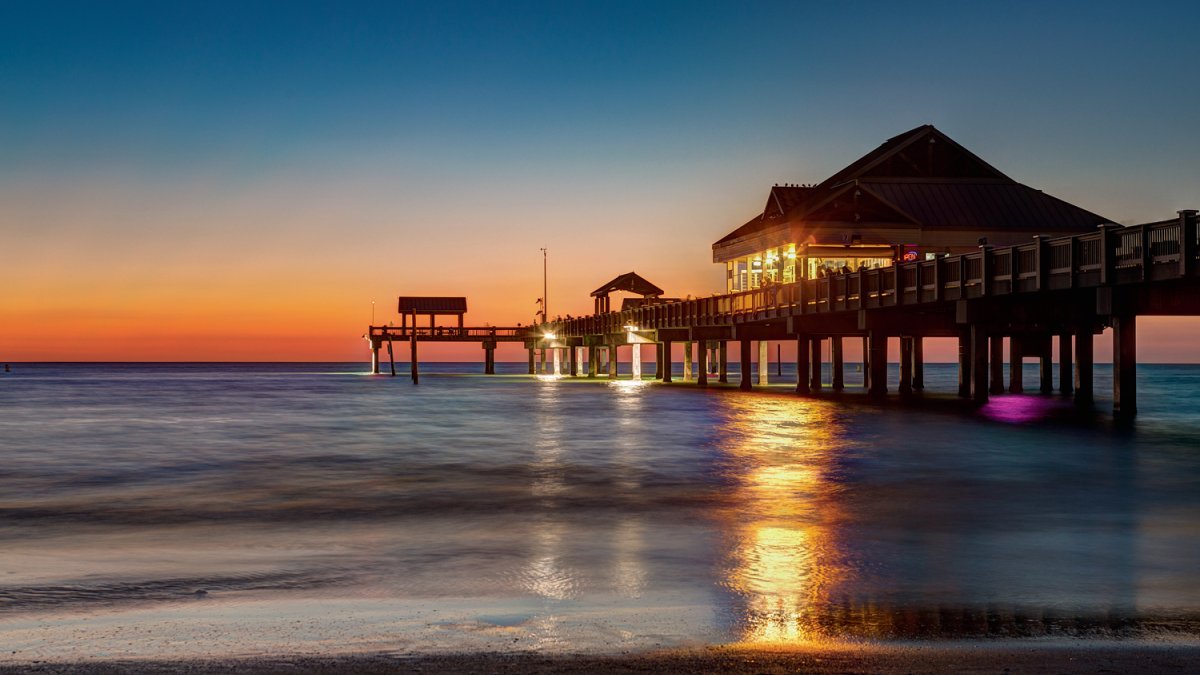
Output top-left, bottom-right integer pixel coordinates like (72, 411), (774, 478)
(540, 247), (548, 323)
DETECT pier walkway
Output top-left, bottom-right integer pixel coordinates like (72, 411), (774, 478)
(540, 210), (1200, 417)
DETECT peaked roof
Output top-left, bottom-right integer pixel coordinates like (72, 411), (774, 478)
(590, 272), (665, 298)
(715, 125), (1109, 248)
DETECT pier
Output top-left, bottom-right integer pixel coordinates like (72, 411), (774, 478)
(539, 210), (1200, 417)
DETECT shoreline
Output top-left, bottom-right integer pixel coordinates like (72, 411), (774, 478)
(5, 642), (1200, 674)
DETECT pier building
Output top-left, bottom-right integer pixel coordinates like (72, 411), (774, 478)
(715, 125), (1111, 292)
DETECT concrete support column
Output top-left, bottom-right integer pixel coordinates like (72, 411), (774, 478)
(1039, 340), (1053, 394)
(831, 337), (844, 391)
(795, 334), (811, 395)
(528, 348), (536, 375)
(569, 346), (578, 377)
(709, 342), (719, 374)
(1113, 315), (1137, 418)
(758, 340), (769, 385)
(718, 341), (729, 384)
(662, 341), (673, 383)
(989, 336), (1005, 394)
(868, 332), (888, 398)
(972, 325), (989, 404)
(810, 337), (823, 392)
(1058, 334), (1074, 394)
(1008, 336), (1024, 394)
(957, 331), (971, 398)
(739, 340), (752, 391)
(899, 337), (914, 395)
(608, 345), (619, 378)
(587, 346), (598, 378)
(912, 337), (924, 391)
(697, 341), (709, 387)
(371, 341), (380, 375)
(540, 348), (547, 374)
(683, 342), (693, 381)
(1074, 331), (1094, 407)
(655, 343), (663, 379)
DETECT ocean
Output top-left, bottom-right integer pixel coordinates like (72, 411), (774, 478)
(2, 362), (1199, 660)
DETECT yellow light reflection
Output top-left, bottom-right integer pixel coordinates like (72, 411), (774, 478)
(717, 395), (847, 645)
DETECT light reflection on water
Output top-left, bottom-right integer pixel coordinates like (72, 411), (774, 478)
(715, 395), (845, 643)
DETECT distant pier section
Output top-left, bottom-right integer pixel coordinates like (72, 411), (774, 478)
(367, 296), (535, 383)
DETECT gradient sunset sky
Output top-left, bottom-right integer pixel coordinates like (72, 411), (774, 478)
(3, 1), (1198, 362)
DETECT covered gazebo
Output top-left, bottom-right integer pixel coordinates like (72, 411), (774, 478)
(591, 272), (664, 314)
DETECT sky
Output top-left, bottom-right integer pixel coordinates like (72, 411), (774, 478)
(2, 0), (1198, 362)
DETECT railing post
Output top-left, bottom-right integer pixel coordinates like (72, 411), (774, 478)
(1098, 223), (1119, 285)
(1141, 222), (1152, 281)
(1033, 235), (1048, 292)
(978, 246), (992, 296)
(1180, 209), (1198, 277)
(934, 256), (945, 302)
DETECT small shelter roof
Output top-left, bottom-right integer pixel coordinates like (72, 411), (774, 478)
(397, 296), (467, 314)
(590, 272), (665, 298)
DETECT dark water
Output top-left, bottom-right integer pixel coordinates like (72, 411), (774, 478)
(2, 362), (1199, 646)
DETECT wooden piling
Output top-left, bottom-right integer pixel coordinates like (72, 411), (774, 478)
(795, 334), (810, 395)
(989, 336), (1005, 394)
(697, 342), (709, 387)
(868, 332), (887, 398)
(739, 340), (752, 391)
(1113, 315), (1137, 417)
(972, 325), (989, 404)
(588, 346), (598, 378)
(1039, 337), (1053, 394)
(912, 337), (924, 391)
(899, 337), (913, 395)
(957, 330), (971, 398)
(810, 337), (823, 391)
(528, 347), (535, 375)
(831, 336), (844, 391)
(683, 342), (693, 381)
(662, 340), (673, 383)
(569, 345), (578, 376)
(371, 340), (380, 375)
(655, 343), (663, 379)
(387, 339), (396, 376)
(861, 336), (870, 389)
(1058, 333), (1074, 395)
(1008, 335), (1024, 393)
(1074, 330), (1094, 406)
(718, 341), (728, 383)
(757, 340), (769, 385)
(608, 344), (619, 378)
(410, 337), (419, 385)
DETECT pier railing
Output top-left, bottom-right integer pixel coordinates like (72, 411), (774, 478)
(548, 214), (1199, 338)
(369, 326), (531, 341)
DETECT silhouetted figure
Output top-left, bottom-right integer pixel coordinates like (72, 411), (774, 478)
(841, 264), (852, 274)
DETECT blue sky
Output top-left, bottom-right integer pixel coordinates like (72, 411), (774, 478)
(3, 0), (1199, 359)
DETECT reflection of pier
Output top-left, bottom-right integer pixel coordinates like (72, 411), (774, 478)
(542, 210), (1200, 417)
(367, 296), (534, 382)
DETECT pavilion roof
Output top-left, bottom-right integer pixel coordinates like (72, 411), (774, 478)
(590, 272), (665, 298)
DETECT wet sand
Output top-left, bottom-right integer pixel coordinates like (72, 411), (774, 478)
(4, 643), (1200, 674)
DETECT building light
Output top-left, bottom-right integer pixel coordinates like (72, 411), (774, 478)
(543, 332), (556, 340)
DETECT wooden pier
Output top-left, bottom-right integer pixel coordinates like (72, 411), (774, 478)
(539, 210), (1200, 417)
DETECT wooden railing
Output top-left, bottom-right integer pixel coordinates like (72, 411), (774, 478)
(549, 214), (1199, 339)
(369, 326), (532, 340)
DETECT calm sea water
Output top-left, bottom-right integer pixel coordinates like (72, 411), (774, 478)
(2, 361), (1200, 652)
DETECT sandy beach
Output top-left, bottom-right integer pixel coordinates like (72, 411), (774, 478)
(4, 643), (1200, 674)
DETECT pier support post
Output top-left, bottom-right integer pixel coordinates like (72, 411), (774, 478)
(1008, 336), (1024, 394)
(989, 336), (1005, 394)
(371, 340), (380, 375)
(810, 338), (823, 392)
(683, 342), (693, 381)
(758, 340), (769, 385)
(1039, 339), (1053, 394)
(1113, 315), (1137, 418)
(796, 335), (810, 395)
(697, 341), (709, 387)
(861, 336), (871, 389)
(662, 341), (673, 382)
(1058, 334), (1074, 395)
(608, 345), (619, 378)
(912, 337), (924, 391)
(868, 332), (887, 398)
(718, 341), (728, 383)
(957, 331), (971, 398)
(972, 325), (989, 404)
(831, 337), (844, 391)
(588, 346), (598, 378)
(1074, 331), (1094, 406)
(899, 337), (913, 396)
(387, 340), (396, 377)
(540, 348), (547, 374)
(410, 338), (419, 385)
(655, 344), (663, 379)
(710, 342), (719, 375)
(739, 340), (752, 391)
(569, 345), (578, 377)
